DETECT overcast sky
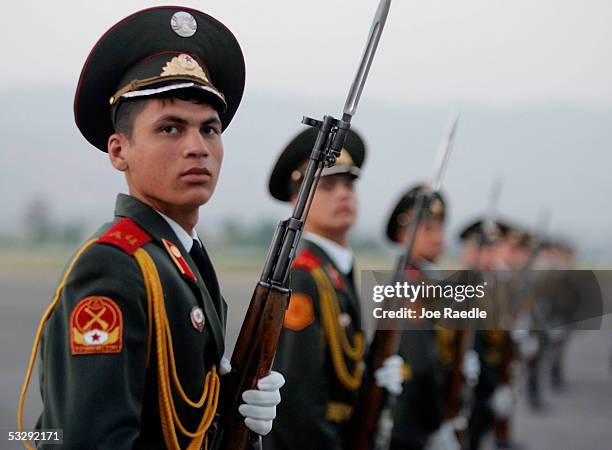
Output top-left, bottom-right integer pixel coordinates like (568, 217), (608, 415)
(4, 0), (612, 104)
(2, 1), (612, 259)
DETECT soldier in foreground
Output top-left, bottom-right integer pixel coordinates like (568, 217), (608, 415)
(264, 128), (404, 450)
(18, 7), (284, 449)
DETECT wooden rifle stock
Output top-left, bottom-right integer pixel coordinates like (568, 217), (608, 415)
(210, 2), (394, 445)
(212, 282), (290, 450)
(348, 195), (427, 450)
(445, 330), (466, 420)
(349, 328), (400, 450)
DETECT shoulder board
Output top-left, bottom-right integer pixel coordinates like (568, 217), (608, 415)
(292, 250), (321, 271)
(97, 217), (152, 256)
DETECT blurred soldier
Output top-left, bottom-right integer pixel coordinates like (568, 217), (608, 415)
(546, 241), (575, 391)
(19, 7), (284, 449)
(459, 219), (519, 450)
(533, 239), (579, 393)
(511, 230), (550, 413)
(264, 128), (404, 450)
(385, 185), (480, 450)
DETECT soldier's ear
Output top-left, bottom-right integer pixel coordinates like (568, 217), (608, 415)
(108, 133), (129, 172)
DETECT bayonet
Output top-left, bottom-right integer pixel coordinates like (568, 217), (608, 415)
(213, 2), (393, 448)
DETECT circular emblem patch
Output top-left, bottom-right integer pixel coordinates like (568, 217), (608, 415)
(338, 313), (352, 328)
(171, 11), (197, 38)
(70, 296), (123, 355)
(190, 306), (205, 332)
(283, 293), (314, 331)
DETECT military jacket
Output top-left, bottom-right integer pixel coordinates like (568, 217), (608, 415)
(265, 239), (364, 450)
(35, 194), (226, 449)
(389, 263), (446, 450)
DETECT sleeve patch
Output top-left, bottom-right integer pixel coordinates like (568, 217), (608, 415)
(283, 293), (315, 331)
(70, 296), (123, 355)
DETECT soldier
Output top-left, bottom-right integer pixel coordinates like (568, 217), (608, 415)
(264, 128), (404, 450)
(459, 219), (522, 450)
(533, 239), (578, 394)
(544, 241), (575, 392)
(18, 7), (284, 449)
(385, 185), (480, 450)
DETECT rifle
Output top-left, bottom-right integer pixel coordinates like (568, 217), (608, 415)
(493, 208), (549, 445)
(210, 2), (392, 448)
(349, 114), (459, 450)
(481, 178), (503, 246)
(449, 180), (504, 424)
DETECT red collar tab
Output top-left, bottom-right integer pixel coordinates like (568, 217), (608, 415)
(162, 239), (197, 282)
(326, 263), (346, 290)
(292, 250), (321, 271)
(97, 217), (152, 255)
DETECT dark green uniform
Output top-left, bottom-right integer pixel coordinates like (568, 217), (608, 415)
(21, 6), (249, 449)
(468, 273), (516, 450)
(265, 238), (365, 450)
(264, 126), (367, 450)
(389, 264), (446, 450)
(458, 218), (517, 450)
(36, 194), (226, 449)
(385, 186), (450, 450)
(468, 328), (514, 450)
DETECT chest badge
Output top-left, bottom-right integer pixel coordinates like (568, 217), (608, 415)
(190, 306), (205, 332)
(338, 313), (352, 328)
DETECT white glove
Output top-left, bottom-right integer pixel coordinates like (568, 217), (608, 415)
(238, 371), (285, 436)
(548, 328), (567, 343)
(489, 384), (513, 418)
(511, 329), (529, 343)
(461, 350), (480, 386)
(219, 357), (232, 376)
(519, 334), (540, 359)
(374, 355), (404, 396)
(424, 420), (461, 450)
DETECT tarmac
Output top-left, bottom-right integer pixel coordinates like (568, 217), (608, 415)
(1, 265), (611, 449)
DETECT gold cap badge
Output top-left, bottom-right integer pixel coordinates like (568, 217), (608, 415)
(161, 54), (210, 83)
(335, 149), (354, 167)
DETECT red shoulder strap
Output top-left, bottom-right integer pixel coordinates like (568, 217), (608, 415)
(97, 217), (152, 256)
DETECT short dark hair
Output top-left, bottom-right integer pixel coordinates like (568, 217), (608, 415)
(113, 89), (223, 139)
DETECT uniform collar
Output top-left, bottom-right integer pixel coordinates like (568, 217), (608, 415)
(303, 232), (354, 274)
(113, 193), (225, 360)
(114, 193), (195, 253)
(155, 210), (200, 253)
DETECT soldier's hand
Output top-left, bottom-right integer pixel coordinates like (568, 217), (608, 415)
(238, 371), (285, 436)
(424, 420), (461, 450)
(374, 355), (405, 396)
(461, 349), (481, 386)
(490, 384), (514, 418)
(219, 356), (232, 375)
(519, 334), (540, 359)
